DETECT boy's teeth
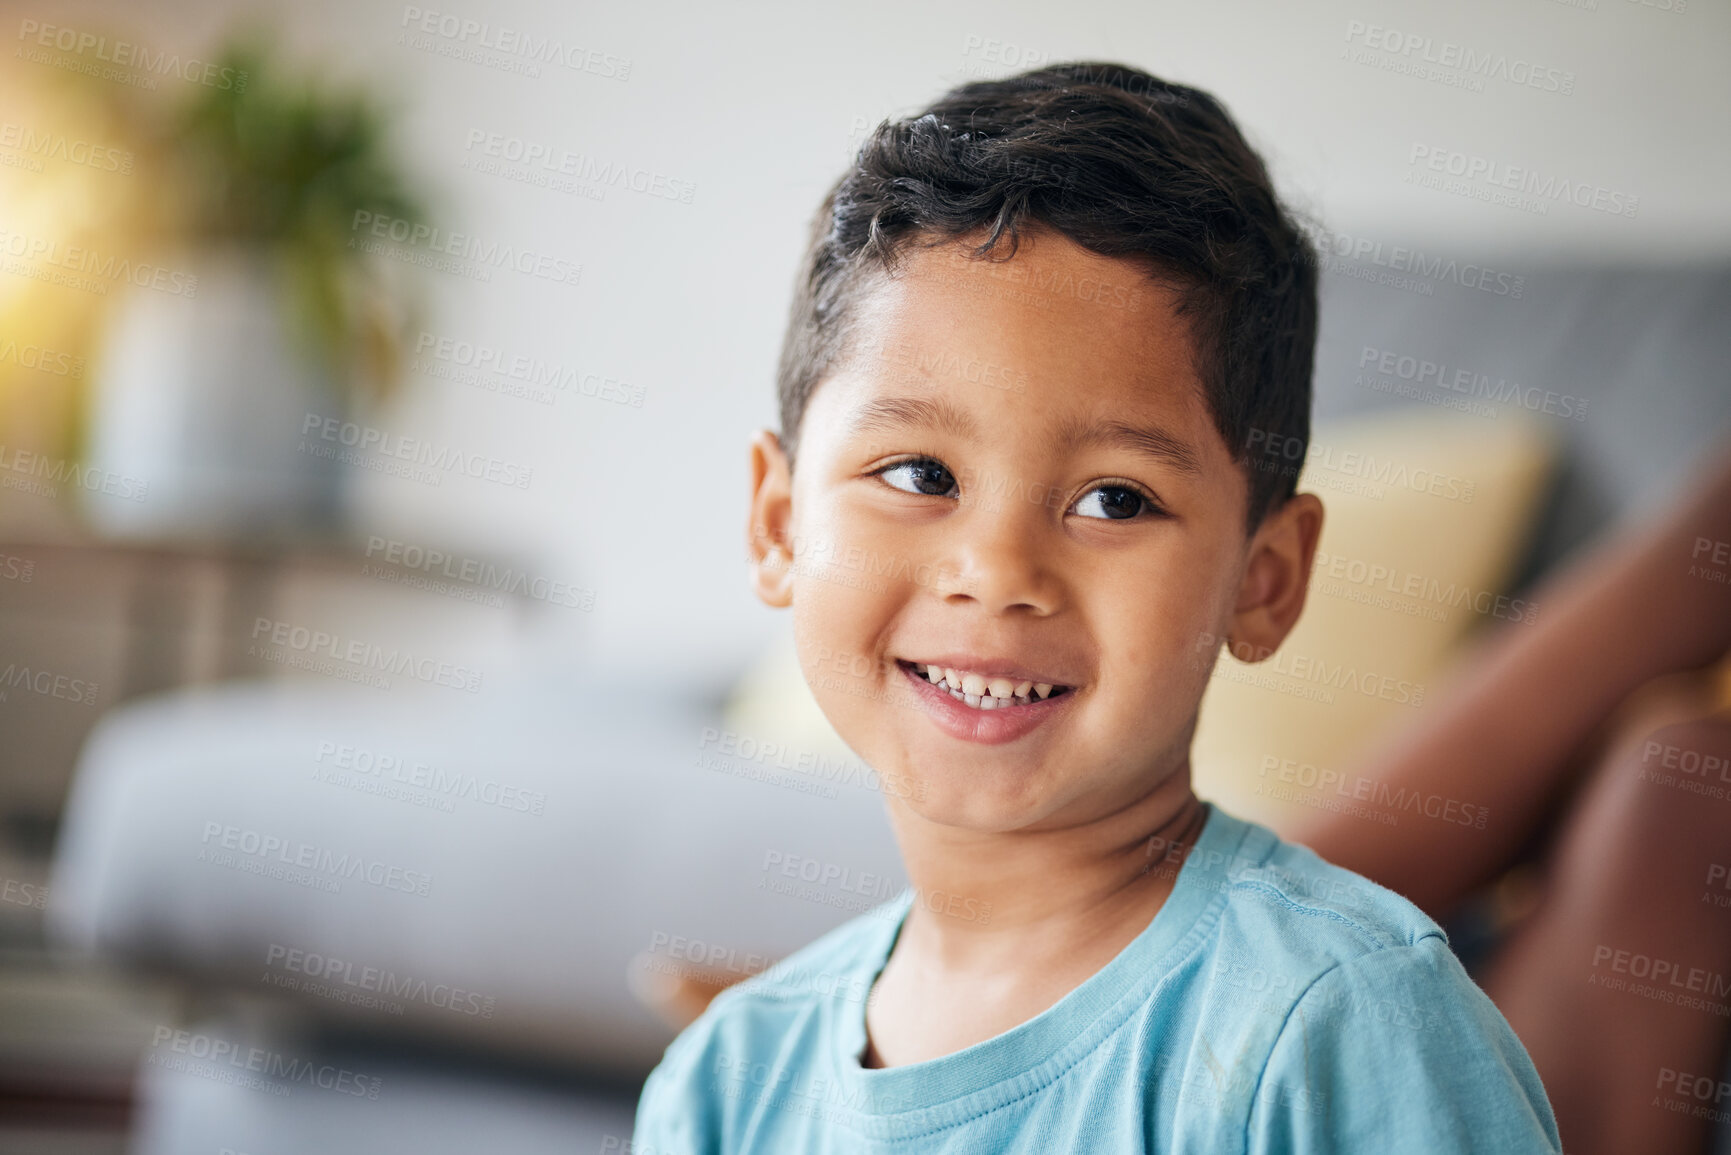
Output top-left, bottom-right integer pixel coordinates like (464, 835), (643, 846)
(914, 662), (1066, 710)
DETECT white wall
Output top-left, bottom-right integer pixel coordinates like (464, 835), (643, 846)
(27, 0), (1731, 684)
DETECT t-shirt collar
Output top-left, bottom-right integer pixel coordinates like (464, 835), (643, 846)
(833, 800), (1251, 1119)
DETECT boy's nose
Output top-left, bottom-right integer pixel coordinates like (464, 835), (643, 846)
(936, 510), (1062, 616)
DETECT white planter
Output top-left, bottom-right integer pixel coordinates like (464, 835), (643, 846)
(81, 249), (347, 540)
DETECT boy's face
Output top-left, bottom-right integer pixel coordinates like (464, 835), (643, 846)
(748, 226), (1320, 834)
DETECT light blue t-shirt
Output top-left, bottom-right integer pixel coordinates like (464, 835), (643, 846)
(632, 802), (1560, 1153)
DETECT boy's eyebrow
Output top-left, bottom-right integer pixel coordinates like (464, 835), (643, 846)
(846, 395), (978, 441)
(1054, 414), (1203, 476)
(846, 394), (1202, 477)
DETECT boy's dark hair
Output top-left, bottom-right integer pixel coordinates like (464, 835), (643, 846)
(773, 61), (1317, 529)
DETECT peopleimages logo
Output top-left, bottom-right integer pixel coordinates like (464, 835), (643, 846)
(463, 129), (696, 204)
(1257, 755), (1490, 830)
(0, 443), (149, 502)
(314, 739), (548, 815)
(1406, 144), (1639, 219)
(0, 661), (99, 706)
(398, 6), (632, 80)
(0, 121), (132, 174)
(1243, 428), (1476, 503)
(0, 336), (86, 377)
(16, 19), (250, 90)
(413, 331), (644, 408)
(264, 943), (497, 1018)
(250, 615), (485, 693)
(1193, 632), (1425, 708)
(1342, 20), (1575, 95)
(300, 414), (533, 490)
(1356, 345), (1587, 422)
(349, 211), (582, 288)
(1301, 224), (1525, 300)
(1311, 547), (1539, 626)
(147, 1027), (380, 1098)
(0, 228), (199, 297)
(365, 535), (595, 610)
(199, 820), (434, 896)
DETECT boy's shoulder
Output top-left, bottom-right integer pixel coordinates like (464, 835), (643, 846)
(1201, 810), (1560, 1149)
(1205, 804), (1447, 954)
(1196, 805), (1463, 1003)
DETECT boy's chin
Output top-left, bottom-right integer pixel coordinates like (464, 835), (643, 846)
(890, 773), (1069, 835)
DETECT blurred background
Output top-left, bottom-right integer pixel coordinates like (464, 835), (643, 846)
(0, 0), (1726, 1151)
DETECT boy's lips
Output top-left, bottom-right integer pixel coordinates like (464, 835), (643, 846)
(895, 660), (1078, 745)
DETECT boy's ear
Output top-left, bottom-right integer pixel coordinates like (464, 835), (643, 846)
(1226, 492), (1325, 661)
(747, 429), (795, 609)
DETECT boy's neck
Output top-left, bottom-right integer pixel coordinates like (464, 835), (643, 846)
(860, 770), (1208, 1068)
(885, 767), (1208, 971)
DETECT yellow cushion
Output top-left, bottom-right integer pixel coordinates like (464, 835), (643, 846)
(1195, 407), (1557, 826)
(723, 408), (1560, 821)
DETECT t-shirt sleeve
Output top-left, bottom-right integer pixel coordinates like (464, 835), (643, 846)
(1246, 934), (1561, 1155)
(631, 1028), (720, 1155)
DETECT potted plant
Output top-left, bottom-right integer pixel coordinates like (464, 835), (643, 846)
(81, 37), (425, 540)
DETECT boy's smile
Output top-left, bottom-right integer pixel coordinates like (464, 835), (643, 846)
(749, 224), (1318, 835)
(892, 658), (1077, 745)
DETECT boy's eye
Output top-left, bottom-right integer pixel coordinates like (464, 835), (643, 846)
(876, 458), (958, 498)
(1073, 485), (1150, 520)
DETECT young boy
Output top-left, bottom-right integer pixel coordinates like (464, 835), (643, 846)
(633, 61), (1562, 1152)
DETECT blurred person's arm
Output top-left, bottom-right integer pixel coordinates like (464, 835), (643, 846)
(631, 955), (750, 1032)
(1289, 440), (1731, 918)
